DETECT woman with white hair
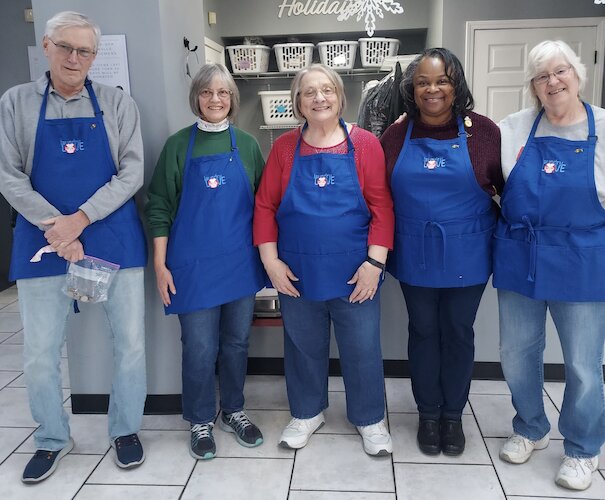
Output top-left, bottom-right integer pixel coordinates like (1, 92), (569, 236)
(494, 40), (605, 491)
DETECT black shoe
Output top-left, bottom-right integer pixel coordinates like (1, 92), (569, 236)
(417, 419), (441, 455)
(190, 422), (216, 460)
(441, 419), (465, 456)
(219, 410), (263, 447)
(22, 438), (74, 483)
(111, 433), (145, 468)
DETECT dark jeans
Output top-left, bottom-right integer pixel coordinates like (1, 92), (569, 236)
(178, 295), (255, 425)
(400, 282), (486, 420)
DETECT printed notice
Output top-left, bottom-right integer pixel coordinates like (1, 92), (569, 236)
(89, 34), (131, 94)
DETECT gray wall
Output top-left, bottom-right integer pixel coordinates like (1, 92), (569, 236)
(0, 0), (35, 290)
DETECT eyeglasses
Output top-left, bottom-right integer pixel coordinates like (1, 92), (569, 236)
(532, 66), (573, 85)
(199, 88), (233, 99)
(300, 86), (337, 99)
(48, 38), (96, 60)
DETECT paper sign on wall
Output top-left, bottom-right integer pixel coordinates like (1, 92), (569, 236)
(88, 34), (131, 94)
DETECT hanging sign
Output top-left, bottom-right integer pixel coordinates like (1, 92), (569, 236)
(276, 0), (404, 37)
(88, 35), (131, 94)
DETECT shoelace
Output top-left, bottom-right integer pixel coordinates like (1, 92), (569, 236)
(561, 456), (595, 473)
(226, 411), (252, 433)
(191, 423), (213, 446)
(114, 433), (139, 449)
(33, 450), (57, 460)
(508, 434), (532, 449)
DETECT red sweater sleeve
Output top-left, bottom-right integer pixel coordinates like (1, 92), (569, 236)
(253, 126), (394, 249)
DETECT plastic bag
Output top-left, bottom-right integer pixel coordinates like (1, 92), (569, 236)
(63, 256), (120, 303)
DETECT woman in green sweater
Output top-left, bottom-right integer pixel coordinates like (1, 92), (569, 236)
(146, 63), (265, 460)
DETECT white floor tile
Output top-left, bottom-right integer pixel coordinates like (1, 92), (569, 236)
(0, 288), (18, 305)
(215, 409), (294, 458)
(394, 463), (505, 500)
(3, 331), (23, 344)
(0, 371), (21, 389)
(0, 427), (34, 463)
(390, 413), (491, 465)
(0, 301), (20, 313)
(0, 453), (102, 500)
(75, 484), (183, 499)
(0, 388), (37, 427)
(317, 391), (357, 435)
(87, 430), (194, 485)
(17, 412), (109, 455)
(486, 437), (605, 498)
(469, 379), (510, 395)
(0, 312), (22, 333)
(328, 376), (345, 392)
(470, 393), (563, 439)
(182, 457), (293, 500)
(290, 492), (396, 499)
(243, 375), (289, 410)
(0, 344), (24, 371)
(291, 434), (394, 492)
(0, 333), (15, 343)
(544, 381), (565, 411)
(141, 413), (190, 431)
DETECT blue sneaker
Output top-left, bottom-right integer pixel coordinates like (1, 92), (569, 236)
(111, 433), (145, 468)
(219, 410), (263, 447)
(22, 438), (74, 483)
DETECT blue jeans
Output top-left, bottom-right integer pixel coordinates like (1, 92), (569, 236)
(279, 293), (385, 427)
(401, 282), (486, 420)
(498, 289), (605, 458)
(178, 295), (255, 425)
(18, 268), (146, 451)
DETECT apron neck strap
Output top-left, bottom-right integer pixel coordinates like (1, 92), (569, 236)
(296, 118), (353, 155)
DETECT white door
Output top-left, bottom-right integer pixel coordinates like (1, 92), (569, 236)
(467, 19), (605, 123)
(204, 37), (225, 65)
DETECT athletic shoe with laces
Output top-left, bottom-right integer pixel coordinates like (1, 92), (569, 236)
(357, 419), (393, 456)
(219, 410), (263, 447)
(279, 412), (325, 449)
(190, 422), (216, 460)
(555, 455), (599, 491)
(499, 433), (549, 464)
(22, 437), (74, 483)
(111, 433), (145, 468)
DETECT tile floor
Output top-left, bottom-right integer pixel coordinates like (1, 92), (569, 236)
(0, 285), (604, 499)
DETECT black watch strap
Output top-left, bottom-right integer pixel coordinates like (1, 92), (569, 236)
(365, 256), (385, 271)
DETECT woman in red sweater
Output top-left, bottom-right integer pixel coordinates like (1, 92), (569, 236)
(380, 48), (503, 457)
(254, 64), (394, 456)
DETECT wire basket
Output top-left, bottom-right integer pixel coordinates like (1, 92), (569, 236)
(258, 90), (298, 125)
(274, 43), (314, 72)
(358, 38), (400, 68)
(317, 40), (358, 70)
(227, 45), (270, 74)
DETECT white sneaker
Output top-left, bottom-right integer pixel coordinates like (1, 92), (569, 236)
(499, 433), (549, 464)
(279, 413), (325, 449)
(555, 455), (599, 491)
(357, 419), (392, 456)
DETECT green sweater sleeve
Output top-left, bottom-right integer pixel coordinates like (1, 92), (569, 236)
(145, 125), (265, 238)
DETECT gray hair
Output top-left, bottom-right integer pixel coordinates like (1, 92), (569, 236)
(525, 40), (586, 109)
(290, 64), (346, 122)
(189, 63), (240, 120)
(45, 11), (101, 51)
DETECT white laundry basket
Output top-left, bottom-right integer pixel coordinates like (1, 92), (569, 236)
(258, 90), (298, 125)
(358, 38), (400, 68)
(227, 45), (270, 74)
(274, 43), (314, 72)
(317, 40), (358, 70)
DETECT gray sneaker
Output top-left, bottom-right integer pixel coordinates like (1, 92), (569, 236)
(190, 422), (216, 460)
(219, 410), (263, 447)
(499, 433), (549, 464)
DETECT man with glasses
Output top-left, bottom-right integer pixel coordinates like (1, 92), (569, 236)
(0, 11), (147, 482)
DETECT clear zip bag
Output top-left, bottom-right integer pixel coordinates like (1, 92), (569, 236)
(62, 255), (120, 303)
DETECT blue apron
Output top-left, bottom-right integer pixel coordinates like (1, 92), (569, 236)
(493, 102), (605, 301)
(276, 119), (371, 301)
(165, 124), (264, 314)
(9, 78), (147, 281)
(388, 117), (495, 287)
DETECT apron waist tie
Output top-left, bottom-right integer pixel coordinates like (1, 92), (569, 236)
(420, 221), (448, 272)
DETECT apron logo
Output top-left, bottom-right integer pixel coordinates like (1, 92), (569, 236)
(542, 160), (565, 174)
(424, 157), (445, 170)
(314, 174), (335, 188)
(60, 139), (85, 154)
(204, 175), (226, 189)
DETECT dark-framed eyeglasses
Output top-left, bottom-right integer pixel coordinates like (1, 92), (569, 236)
(48, 38), (96, 60)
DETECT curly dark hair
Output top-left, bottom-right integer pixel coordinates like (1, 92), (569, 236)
(400, 48), (474, 120)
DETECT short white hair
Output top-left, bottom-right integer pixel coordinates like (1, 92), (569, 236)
(44, 11), (101, 51)
(525, 40), (586, 109)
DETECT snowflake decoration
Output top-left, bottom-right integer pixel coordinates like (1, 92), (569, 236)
(338, 0), (404, 37)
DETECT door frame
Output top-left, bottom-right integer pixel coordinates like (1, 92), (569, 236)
(465, 17), (605, 106)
